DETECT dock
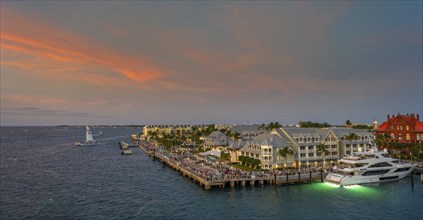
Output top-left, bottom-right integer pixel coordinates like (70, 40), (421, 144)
(136, 141), (327, 190)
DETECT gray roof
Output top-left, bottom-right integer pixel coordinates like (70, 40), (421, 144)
(327, 127), (373, 144)
(205, 131), (230, 146)
(228, 140), (246, 149)
(250, 134), (288, 148)
(270, 129), (291, 142)
(327, 127), (373, 137)
(282, 127), (324, 138)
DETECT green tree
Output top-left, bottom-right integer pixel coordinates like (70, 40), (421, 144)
(375, 134), (388, 150)
(345, 120), (352, 126)
(299, 121), (331, 128)
(258, 123), (266, 131)
(266, 122), (281, 131)
(245, 157), (252, 167)
(238, 155), (246, 165)
(251, 158), (261, 169)
(316, 143), (329, 168)
(344, 133), (359, 155)
(221, 152), (231, 163)
(278, 147), (294, 162)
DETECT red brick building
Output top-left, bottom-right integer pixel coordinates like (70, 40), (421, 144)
(374, 113), (423, 143)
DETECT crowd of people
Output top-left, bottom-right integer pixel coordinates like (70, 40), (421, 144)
(137, 141), (326, 183)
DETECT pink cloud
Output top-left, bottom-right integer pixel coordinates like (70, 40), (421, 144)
(1, 9), (163, 86)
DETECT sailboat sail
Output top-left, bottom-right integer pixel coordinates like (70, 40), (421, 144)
(86, 126), (94, 142)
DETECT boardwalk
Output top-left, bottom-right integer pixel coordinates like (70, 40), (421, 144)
(136, 141), (328, 190)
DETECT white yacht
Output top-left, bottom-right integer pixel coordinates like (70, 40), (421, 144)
(325, 148), (416, 186)
(75, 126), (97, 146)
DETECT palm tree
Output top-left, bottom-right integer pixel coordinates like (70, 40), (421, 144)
(316, 143), (329, 168)
(258, 123), (266, 131)
(266, 122), (281, 131)
(278, 147), (294, 163)
(221, 152), (231, 163)
(251, 158), (261, 169)
(344, 132), (359, 154)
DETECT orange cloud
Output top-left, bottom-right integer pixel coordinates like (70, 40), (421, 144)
(1, 8), (163, 85)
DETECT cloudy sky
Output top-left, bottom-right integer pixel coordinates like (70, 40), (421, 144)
(1, 1), (422, 126)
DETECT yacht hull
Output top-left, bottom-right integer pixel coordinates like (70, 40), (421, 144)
(326, 169), (415, 186)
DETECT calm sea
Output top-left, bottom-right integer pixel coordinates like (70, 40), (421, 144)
(1, 126), (422, 220)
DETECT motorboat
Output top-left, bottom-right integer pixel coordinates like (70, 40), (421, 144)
(75, 126), (98, 146)
(325, 148), (415, 186)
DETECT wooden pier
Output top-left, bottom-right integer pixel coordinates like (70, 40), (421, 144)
(137, 142), (327, 190)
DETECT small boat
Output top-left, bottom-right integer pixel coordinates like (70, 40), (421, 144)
(99, 131), (103, 135)
(325, 148), (416, 186)
(122, 150), (133, 155)
(75, 126), (98, 146)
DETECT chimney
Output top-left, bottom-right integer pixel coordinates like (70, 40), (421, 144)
(387, 114), (390, 120)
(418, 114), (420, 121)
(410, 113), (415, 119)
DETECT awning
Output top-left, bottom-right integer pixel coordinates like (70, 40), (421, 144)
(199, 150), (221, 157)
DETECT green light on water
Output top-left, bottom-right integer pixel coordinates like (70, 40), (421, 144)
(324, 182), (341, 188)
(312, 182), (381, 198)
(343, 185), (361, 189)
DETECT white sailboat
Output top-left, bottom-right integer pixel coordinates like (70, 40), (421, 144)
(75, 126), (98, 146)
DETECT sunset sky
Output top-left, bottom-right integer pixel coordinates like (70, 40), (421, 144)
(1, 1), (422, 126)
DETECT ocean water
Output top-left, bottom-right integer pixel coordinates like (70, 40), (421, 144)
(1, 126), (422, 220)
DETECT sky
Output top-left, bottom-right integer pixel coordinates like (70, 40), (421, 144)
(1, 1), (422, 126)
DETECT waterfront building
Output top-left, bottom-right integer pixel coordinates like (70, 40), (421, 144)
(142, 124), (208, 140)
(239, 133), (294, 170)
(227, 140), (246, 163)
(328, 127), (373, 156)
(374, 113), (423, 143)
(272, 128), (340, 169)
(203, 131), (231, 149)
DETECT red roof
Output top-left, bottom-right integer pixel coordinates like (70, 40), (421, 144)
(376, 114), (423, 132)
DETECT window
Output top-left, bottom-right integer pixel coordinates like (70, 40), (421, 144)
(369, 162), (392, 168)
(300, 153), (306, 158)
(325, 152), (329, 156)
(406, 134), (410, 140)
(396, 125), (399, 130)
(317, 153), (321, 156)
(346, 151), (351, 155)
(390, 126), (393, 130)
(331, 152), (337, 156)
(406, 126), (409, 130)
(300, 146), (306, 150)
(400, 126), (403, 130)
(308, 146), (314, 150)
(380, 176), (399, 181)
(391, 133), (395, 139)
(331, 145), (337, 149)
(398, 134), (403, 140)
(308, 153), (314, 157)
(362, 170), (389, 176)
(394, 167), (411, 172)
